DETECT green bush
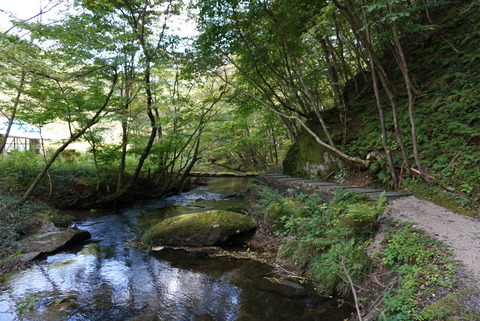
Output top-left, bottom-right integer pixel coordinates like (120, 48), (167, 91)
(251, 185), (386, 294)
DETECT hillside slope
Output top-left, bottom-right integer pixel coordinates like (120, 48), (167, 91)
(284, 0), (479, 211)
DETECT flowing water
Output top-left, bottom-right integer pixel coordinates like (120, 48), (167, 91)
(0, 177), (353, 321)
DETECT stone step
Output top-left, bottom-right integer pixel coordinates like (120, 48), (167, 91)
(259, 171), (410, 201)
(344, 187), (384, 193)
(367, 191), (410, 201)
(305, 182), (337, 186)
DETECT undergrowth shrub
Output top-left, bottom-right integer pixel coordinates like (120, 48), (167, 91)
(0, 150), (117, 207)
(336, 1), (480, 208)
(251, 185), (387, 295)
(401, 179), (477, 216)
(0, 151), (44, 194)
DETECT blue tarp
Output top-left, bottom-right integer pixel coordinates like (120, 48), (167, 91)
(0, 117), (64, 140)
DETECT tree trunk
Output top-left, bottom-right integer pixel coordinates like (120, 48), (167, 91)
(39, 131), (54, 198)
(0, 71), (26, 153)
(126, 59), (158, 187)
(217, 71), (369, 168)
(117, 119), (128, 191)
(359, 0), (398, 184)
(333, 0), (411, 183)
(389, 6), (425, 177)
(320, 35), (349, 142)
(376, 69), (411, 177)
(91, 143), (101, 192)
(266, 8), (336, 147)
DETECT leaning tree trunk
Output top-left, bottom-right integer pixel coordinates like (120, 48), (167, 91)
(267, 8), (336, 148)
(18, 70), (118, 205)
(117, 118), (128, 191)
(359, 0), (398, 184)
(0, 71), (26, 153)
(96, 58), (160, 205)
(332, 0), (407, 184)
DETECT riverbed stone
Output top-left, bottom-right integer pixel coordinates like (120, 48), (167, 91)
(260, 277), (307, 297)
(18, 229), (91, 261)
(142, 210), (257, 247)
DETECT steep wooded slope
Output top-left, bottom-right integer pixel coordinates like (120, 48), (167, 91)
(284, 1), (479, 208)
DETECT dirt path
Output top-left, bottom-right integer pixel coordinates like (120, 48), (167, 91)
(376, 196), (480, 290)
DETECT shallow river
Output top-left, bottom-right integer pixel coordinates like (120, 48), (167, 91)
(0, 177), (353, 320)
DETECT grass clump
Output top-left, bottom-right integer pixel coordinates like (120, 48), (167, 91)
(424, 290), (480, 321)
(402, 179), (478, 216)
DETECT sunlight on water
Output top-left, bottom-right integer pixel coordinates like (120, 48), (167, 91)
(0, 178), (353, 321)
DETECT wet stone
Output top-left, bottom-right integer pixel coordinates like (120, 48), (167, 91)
(18, 229), (91, 260)
(260, 277), (307, 298)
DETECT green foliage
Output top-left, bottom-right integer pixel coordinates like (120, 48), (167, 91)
(380, 223), (458, 320)
(344, 192), (387, 229)
(0, 150), (103, 206)
(197, 96), (290, 172)
(382, 225), (439, 266)
(249, 184), (286, 216)
(0, 151), (44, 194)
(423, 290), (480, 320)
(251, 185), (386, 294)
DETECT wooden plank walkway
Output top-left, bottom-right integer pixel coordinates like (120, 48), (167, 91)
(259, 171), (410, 201)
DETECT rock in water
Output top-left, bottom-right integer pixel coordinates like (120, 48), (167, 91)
(142, 210), (257, 246)
(16, 229), (91, 262)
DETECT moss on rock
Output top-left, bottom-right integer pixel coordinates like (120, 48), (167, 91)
(423, 290), (480, 320)
(141, 210), (257, 247)
(283, 122), (344, 179)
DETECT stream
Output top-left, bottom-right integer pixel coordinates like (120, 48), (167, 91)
(0, 177), (353, 320)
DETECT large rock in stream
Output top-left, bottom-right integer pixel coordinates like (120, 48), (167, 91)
(16, 229), (91, 262)
(142, 210), (257, 247)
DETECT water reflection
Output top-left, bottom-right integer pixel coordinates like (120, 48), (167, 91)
(0, 177), (353, 320)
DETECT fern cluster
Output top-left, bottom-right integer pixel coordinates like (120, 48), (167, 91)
(252, 185), (387, 295)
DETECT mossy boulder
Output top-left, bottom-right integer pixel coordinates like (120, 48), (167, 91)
(142, 210), (257, 247)
(283, 122), (344, 179)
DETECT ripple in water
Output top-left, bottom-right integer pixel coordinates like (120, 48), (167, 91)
(0, 177), (353, 320)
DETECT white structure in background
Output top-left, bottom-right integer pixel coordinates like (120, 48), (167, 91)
(0, 117), (64, 154)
